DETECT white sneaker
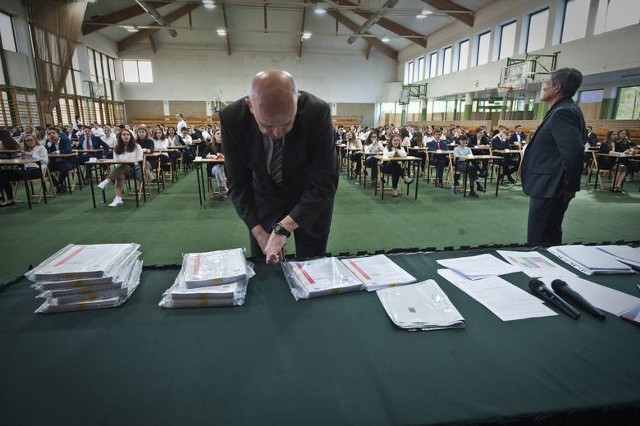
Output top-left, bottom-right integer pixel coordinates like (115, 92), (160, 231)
(108, 196), (123, 207)
(98, 179), (110, 190)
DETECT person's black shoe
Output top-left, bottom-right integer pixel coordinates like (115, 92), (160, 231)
(469, 190), (479, 197)
(57, 185), (67, 193)
(476, 183), (486, 192)
(507, 175), (516, 184)
(454, 180), (460, 187)
(437, 180), (444, 188)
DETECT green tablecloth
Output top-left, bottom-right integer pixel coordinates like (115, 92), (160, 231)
(1, 251), (639, 425)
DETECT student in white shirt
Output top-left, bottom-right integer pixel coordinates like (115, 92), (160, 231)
(176, 113), (188, 133)
(97, 129), (144, 207)
(91, 122), (104, 138)
(152, 127), (171, 166)
(453, 135), (484, 197)
(381, 134), (414, 197)
(100, 126), (117, 150)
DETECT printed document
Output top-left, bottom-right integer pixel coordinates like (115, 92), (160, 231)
(438, 269), (557, 321)
(497, 250), (577, 278)
(341, 254), (416, 292)
(436, 253), (520, 280)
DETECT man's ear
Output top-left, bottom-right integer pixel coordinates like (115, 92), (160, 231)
(246, 98), (254, 115)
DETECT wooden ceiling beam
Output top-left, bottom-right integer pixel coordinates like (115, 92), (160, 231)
(82, 1), (166, 35)
(329, 0), (427, 48)
(422, 0), (474, 27)
(326, 10), (397, 61)
(117, 3), (200, 53)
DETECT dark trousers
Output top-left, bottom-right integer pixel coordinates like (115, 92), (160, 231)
(527, 196), (572, 246)
(0, 168), (42, 199)
(49, 160), (74, 188)
(350, 153), (362, 174)
(381, 161), (406, 189)
(365, 156), (378, 182)
(430, 155), (449, 181)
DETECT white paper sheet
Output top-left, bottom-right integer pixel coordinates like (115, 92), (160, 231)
(497, 250), (577, 278)
(437, 269), (557, 321)
(436, 253), (521, 280)
(548, 245), (634, 275)
(341, 254), (416, 292)
(595, 245), (640, 268)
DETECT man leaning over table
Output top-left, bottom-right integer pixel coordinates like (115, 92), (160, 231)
(521, 68), (585, 246)
(221, 69), (339, 265)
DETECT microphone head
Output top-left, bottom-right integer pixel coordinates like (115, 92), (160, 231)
(551, 279), (568, 292)
(528, 278), (544, 292)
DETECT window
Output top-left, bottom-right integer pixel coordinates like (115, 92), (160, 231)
(122, 59), (153, 83)
(404, 60), (414, 84)
(561, 0), (590, 43)
(429, 52), (438, 78)
(498, 21), (517, 60)
(457, 39), (469, 71)
(0, 55), (4, 85)
(595, 0), (640, 34)
(417, 56), (425, 81)
(526, 9), (549, 52)
(615, 86), (640, 119)
(0, 12), (17, 52)
(441, 47), (452, 75)
(476, 31), (491, 66)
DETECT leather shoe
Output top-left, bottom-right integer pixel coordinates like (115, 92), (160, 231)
(0, 201), (16, 207)
(469, 191), (479, 197)
(476, 183), (486, 193)
(507, 175), (516, 184)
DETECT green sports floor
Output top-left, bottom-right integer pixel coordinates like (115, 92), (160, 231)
(1, 168), (639, 286)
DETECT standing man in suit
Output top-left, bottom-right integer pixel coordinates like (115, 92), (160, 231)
(586, 126), (598, 146)
(521, 68), (585, 246)
(221, 70), (339, 265)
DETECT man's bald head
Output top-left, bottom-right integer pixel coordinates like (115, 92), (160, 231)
(247, 70), (299, 139)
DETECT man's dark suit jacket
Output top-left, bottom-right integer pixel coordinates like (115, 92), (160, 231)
(220, 91), (339, 240)
(587, 131), (598, 146)
(44, 134), (72, 154)
(521, 97), (585, 199)
(509, 132), (525, 144)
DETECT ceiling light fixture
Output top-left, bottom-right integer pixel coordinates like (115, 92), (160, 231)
(203, 0), (216, 9)
(217, 28), (227, 36)
(302, 32), (312, 40)
(314, 3), (328, 14)
(381, 35), (390, 43)
(122, 25), (139, 33)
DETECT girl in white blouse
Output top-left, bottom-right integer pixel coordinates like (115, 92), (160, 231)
(381, 135), (414, 197)
(0, 133), (48, 207)
(97, 129), (144, 207)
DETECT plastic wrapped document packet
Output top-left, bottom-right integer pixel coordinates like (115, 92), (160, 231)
(25, 243), (141, 281)
(341, 254), (417, 292)
(281, 257), (363, 300)
(159, 248), (254, 308)
(377, 280), (466, 331)
(35, 259), (143, 314)
(181, 248), (254, 288)
(159, 276), (249, 308)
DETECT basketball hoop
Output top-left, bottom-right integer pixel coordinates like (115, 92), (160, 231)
(497, 86), (513, 97)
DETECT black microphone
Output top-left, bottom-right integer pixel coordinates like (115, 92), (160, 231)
(551, 279), (606, 320)
(528, 279), (581, 320)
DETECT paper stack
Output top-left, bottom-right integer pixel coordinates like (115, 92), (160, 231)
(548, 245), (634, 275)
(159, 249), (254, 308)
(281, 257), (363, 300)
(26, 243), (143, 314)
(341, 254), (417, 292)
(377, 280), (466, 331)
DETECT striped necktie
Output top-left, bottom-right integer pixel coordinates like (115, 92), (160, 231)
(271, 138), (283, 186)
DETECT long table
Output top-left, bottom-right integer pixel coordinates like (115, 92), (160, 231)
(1, 249), (639, 425)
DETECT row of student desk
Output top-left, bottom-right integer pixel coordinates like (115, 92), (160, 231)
(1, 248), (638, 425)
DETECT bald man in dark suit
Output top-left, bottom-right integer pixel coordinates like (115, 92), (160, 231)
(521, 68), (586, 246)
(221, 70), (339, 264)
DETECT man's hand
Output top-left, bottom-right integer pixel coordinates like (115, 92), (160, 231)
(264, 233), (287, 265)
(251, 225), (271, 255)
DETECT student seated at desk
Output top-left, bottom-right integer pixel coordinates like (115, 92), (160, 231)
(44, 126), (74, 193)
(453, 135), (484, 197)
(0, 129), (21, 158)
(345, 130), (363, 180)
(203, 128), (227, 197)
(97, 129), (144, 207)
(364, 131), (384, 185)
(77, 127), (110, 180)
(100, 126), (117, 157)
(426, 129), (450, 188)
(135, 125), (157, 182)
(179, 126), (196, 163)
(152, 128), (171, 168)
(381, 135), (414, 197)
(491, 127), (518, 184)
(409, 131), (427, 176)
(599, 130), (627, 192)
(0, 134), (48, 207)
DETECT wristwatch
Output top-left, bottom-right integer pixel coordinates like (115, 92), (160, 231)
(272, 222), (291, 238)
